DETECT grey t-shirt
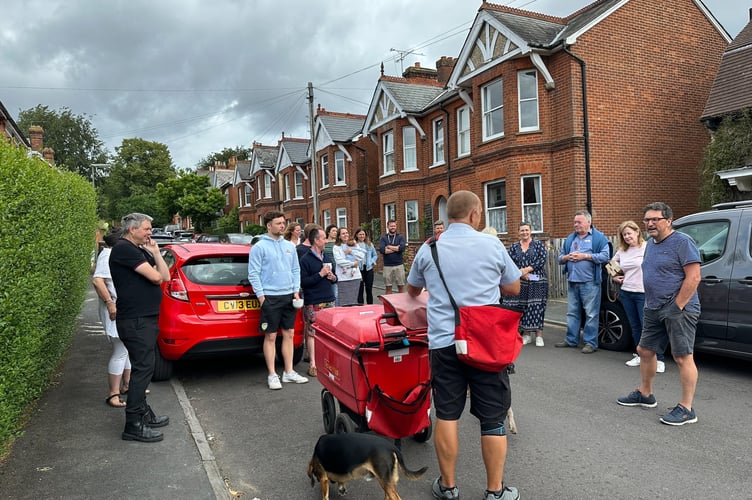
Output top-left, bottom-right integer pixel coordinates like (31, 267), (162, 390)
(642, 231), (701, 313)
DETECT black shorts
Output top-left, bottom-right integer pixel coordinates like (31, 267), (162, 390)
(430, 345), (510, 423)
(258, 294), (297, 333)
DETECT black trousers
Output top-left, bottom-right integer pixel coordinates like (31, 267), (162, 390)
(358, 268), (375, 304)
(116, 315), (159, 423)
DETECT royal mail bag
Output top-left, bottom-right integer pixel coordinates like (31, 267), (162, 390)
(429, 239), (523, 372)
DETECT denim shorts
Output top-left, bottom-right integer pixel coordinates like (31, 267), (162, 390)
(640, 300), (699, 356)
(430, 345), (510, 424)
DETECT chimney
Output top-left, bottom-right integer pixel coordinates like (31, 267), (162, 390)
(436, 56), (457, 86)
(28, 125), (43, 152)
(402, 62), (438, 81)
(42, 147), (55, 166)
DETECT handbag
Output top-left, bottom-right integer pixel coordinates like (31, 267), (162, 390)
(429, 239), (523, 372)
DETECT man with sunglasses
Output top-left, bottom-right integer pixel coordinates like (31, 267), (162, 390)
(617, 202), (701, 426)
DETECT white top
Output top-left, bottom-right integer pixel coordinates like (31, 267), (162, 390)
(613, 242), (646, 293)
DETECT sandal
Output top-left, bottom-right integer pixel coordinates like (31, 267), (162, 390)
(105, 394), (126, 408)
(307, 366), (317, 377)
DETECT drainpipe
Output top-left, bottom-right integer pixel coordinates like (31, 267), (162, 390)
(352, 144), (370, 223)
(561, 45), (592, 215)
(440, 102), (452, 196)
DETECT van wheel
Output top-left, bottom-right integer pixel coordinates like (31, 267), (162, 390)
(598, 301), (633, 351)
(152, 345), (173, 381)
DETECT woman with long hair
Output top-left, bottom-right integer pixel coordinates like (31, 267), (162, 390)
(354, 228), (378, 304)
(332, 227), (365, 306)
(323, 224), (338, 305)
(283, 222), (302, 246)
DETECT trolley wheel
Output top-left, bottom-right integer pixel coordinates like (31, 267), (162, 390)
(413, 420), (433, 443)
(321, 389), (336, 434)
(334, 412), (357, 434)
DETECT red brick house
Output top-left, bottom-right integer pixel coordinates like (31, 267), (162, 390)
(1, 99), (55, 164)
(701, 11), (752, 194)
(234, 159), (256, 229)
(312, 108), (378, 231)
(245, 143), (280, 225)
(362, 0), (730, 245)
(275, 136), (311, 224)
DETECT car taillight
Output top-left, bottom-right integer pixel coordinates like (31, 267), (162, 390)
(168, 275), (189, 301)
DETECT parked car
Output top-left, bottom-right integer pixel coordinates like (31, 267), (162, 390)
(152, 243), (305, 380)
(227, 233), (253, 245)
(174, 231), (195, 242)
(195, 233), (230, 243)
(150, 233), (176, 247)
(672, 201), (752, 360)
(597, 241), (633, 351)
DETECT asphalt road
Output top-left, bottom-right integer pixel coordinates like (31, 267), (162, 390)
(176, 324), (752, 500)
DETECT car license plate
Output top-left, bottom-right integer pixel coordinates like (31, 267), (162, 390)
(216, 299), (260, 312)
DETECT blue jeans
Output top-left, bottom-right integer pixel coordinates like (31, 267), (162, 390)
(620, 290), (664, 361)
(566, 281), (601, 349)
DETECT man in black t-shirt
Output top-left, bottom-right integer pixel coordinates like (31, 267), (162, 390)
(110, 213), (170, 442)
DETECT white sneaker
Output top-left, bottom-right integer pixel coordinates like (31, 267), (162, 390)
(268, 374), (282, 390)
(522, 334), (532, 345)
(656, 361), (666, 373)
(535, 336), (544, 347)
(282, 370), (309, 384)
(625, 354), (641, 367)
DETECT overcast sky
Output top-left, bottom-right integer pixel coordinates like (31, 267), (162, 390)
(1, 0), (747, 170)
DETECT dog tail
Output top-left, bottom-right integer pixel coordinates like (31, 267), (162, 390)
(395, 450), (428, 480)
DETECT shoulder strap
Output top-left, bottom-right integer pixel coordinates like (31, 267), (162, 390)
(428, 238), (461, 326)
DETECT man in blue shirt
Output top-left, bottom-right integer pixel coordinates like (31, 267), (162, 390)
(407, 191), (521, 500)
(248, 211), (308, 390)
(556, 210), (610, 353)
(617, 202), (701, 426)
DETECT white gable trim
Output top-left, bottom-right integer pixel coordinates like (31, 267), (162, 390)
(295, 165), (309, 180)
(407, 115), (427, 140)
(555, 0), (629, 45)
(337, 144), (353, 162)
(314, 121), (334, 153)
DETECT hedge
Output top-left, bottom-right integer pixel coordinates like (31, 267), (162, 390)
(0, 140), (96, 457)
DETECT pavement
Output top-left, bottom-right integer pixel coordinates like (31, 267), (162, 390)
(0, 275), (568, 500)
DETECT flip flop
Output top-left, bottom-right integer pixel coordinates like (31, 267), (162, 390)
(105, 394), (126, 408)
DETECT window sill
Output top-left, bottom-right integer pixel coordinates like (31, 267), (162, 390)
(517, 129), (541, 135)
(429, 162), (446, 169)
(380, 171), (396, 179)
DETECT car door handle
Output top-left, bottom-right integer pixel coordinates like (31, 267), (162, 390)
(701, 277), (723, 284)
(738, 278), (752, 285)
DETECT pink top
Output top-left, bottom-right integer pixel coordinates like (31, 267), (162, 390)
(613, 242), (646, 293)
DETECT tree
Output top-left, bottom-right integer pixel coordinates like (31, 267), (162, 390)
(156, 174), (225, 232)
(217, 206), (240, 233)
(100, 138), (177, 222)
(196, 146), (251, 171)
(17, 105), (108, 179)
(700, 109), (752, 208)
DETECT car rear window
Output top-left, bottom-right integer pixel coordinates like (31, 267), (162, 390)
(181, 256), (249, 285)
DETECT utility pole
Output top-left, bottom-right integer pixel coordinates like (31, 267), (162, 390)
(390, 48), (425, 74)
(90, 163), (111, 189)
(307, 82), (319, 224)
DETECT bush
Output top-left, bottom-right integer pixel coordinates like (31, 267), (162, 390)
(0, 140), (96, 457)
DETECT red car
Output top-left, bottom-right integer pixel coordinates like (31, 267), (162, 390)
(153, 243), (305, 380)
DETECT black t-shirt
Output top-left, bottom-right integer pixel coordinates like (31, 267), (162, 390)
(109, 239), (162, 319)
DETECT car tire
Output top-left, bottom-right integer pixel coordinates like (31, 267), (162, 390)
(334, 412), (357, 434)
(321, 389), (336, 434)
(152, 345), (173, 381)
(598, 301), (633, 351)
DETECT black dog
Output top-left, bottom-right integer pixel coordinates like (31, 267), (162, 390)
(307, 432), (427, 500)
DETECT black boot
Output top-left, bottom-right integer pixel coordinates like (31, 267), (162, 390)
(122, 418), (163, 442)
(145, 406), (169, 428)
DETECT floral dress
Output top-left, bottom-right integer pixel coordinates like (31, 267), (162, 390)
(504, 239), (549, 331)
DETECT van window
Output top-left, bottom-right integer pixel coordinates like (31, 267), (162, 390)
(675, 221), (729, 263)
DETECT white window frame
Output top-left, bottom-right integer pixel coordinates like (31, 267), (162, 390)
(457, 106), (470, 157)
(335, 151), (346, 185)
(383, 131), (395, 175)
(402, 126), (417, 171)
(294, 171), (303, 199)
(336, 208), (347, 229)
(521, 175), (543, 232)
(256, 178), (262, 200)
(485, 180), (507, 234)
(322, 209), (331, 228)
(321, 154), (329, 188)
(482, 78), (504, 140)
(384, 203), (396, 225)
(405, 200), (419, 242)
(263, 174), (272, 199)
(518, 70), (539, 132)
(432, 118), (445, 166)
(284, 173), (290, 201)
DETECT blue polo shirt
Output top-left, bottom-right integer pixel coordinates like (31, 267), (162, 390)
(407, 223), (521, 349)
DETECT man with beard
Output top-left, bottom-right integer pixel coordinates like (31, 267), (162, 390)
(378, 219), (407, 294)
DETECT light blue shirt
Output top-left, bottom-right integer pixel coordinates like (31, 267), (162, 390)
(407, 223), (521, 349)
(248, 234), (300, 298)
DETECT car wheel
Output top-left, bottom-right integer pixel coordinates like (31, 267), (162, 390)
(598, 301), (633, 351)
(413, 419), (432, 442)
(152, 345), (173, 381)
(321, 389), (336, 434)
(334, 412), (357, 434)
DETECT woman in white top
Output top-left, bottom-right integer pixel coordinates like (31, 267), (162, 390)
(612, 220), (665, 372)
(332, 227), (365, 306)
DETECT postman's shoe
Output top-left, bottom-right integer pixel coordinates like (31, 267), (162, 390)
(122, 420), (164, 442)
(145, 407), (170, 428)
